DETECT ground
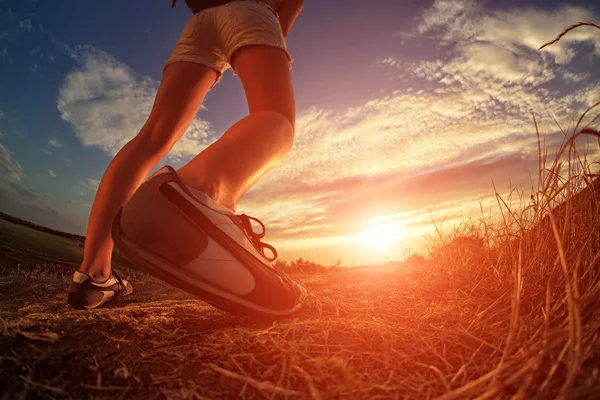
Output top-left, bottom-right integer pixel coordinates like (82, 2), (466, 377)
(0, 241), (499, 400)
(1, 213), (599, 399)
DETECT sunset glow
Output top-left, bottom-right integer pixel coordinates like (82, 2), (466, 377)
(0, 0), (598, 266)
(358, 222), (403, 249)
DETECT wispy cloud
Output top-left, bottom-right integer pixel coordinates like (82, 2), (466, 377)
(0, 110), (5, 119)
(48, 138), (63, 148)
(48, 169), (56, 177)
(68, 200), (91, 208)
(38, 148), (52, 155)
(417, 2), (600, 64)
(29, 46), (42, 57)
(0, 142), (82, 233)
(0, 151), (81, 232)
(23, 2), (598, 262)
(0, 143), (24, 182)
(79, 178), (100, 189)
(57, 46), (216, 162)
(19, 19), (32, 32)
(233, 2), (600, 262)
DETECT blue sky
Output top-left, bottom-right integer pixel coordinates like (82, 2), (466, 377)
(1, 0), (599, 264)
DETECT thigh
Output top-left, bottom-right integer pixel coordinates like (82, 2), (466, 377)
(219, 1), (295, 124)
(231, 45), (295, 126)
(146, 62), (218, 138)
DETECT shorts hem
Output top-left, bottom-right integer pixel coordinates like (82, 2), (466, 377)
(226, 42), (294, 76)
(162, 58), (224, 87)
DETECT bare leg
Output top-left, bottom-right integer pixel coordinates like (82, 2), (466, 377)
(79, 62), (217, 280)
(177, 45), (295, 212)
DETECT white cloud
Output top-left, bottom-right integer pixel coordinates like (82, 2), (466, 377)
(481, 8), (600, 64)
(69, 200), (91, 208)
(80, 178), (100, 189)
(562, 70), (588, 83)
(0, 143), (24, 182)
(19, 19), (32, 32)
(418, 0), (480, 39)
(57, 46), (215, 162)
(48, 138), (63, 148)
(0, 110), (5, 118)
(418, 2), (600, 66)
(48, 169), (56, 177)
(235, 3), (600, 262)
(79, 191), (86, 196)
(29, 46), (42, 57)
(38, 148), (52, 155)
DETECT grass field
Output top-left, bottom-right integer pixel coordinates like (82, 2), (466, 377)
(0, 219), (83, 263)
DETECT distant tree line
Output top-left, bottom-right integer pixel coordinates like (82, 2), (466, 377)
(0, 211), (86, 241)
(0, 211), (417, 274)
(274, 257), (341, 274)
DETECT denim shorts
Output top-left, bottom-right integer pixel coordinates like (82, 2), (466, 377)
(163, 0), (292, 85)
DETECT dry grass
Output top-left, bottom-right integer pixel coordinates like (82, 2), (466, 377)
(410, 25), (600, 398)
(1, 24), (600, 400)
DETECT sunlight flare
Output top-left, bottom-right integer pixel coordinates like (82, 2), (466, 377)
(358, 222), (404, 249)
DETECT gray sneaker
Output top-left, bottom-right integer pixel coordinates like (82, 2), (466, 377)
(111, 165), (307, 319)
(68, 270), (133, 309)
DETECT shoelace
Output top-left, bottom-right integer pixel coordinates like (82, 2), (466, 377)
(237, 214), (278, 262)
(111, 270), (127, 293)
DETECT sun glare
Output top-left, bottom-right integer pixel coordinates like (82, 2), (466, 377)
(359, 222), (403, 249)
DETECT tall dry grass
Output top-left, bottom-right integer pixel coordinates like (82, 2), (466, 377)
(418, 22), (600, 399)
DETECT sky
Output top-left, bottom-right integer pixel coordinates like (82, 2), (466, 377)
(1, 0), (599, 265)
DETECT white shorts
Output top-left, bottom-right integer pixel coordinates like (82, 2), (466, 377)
(163, 0), (293, 85)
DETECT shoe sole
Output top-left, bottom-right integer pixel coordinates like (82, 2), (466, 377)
(111, 207), (307, 319)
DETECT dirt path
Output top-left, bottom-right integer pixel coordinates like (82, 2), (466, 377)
(0, 252), (510, 400)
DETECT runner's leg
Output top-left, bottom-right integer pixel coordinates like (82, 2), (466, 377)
(177, 44), (295, 212)
(79, 62), (217, 280)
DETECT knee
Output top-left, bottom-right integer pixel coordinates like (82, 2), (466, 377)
(254, 110), (295, 150)
(254, 110), (294, 134)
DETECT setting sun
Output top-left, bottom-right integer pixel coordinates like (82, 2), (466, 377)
(358, 222), (403, 249)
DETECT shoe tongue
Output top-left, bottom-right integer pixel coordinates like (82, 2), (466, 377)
(187, 186), (234, 215)
(72, 270), (90, 283)
(73, 270), (115, 285)
(150, 165), (173, 180)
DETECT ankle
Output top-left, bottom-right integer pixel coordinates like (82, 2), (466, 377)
(193, 185), (237, 212)
(178, 174), (236, 210)
(78, 264), (111, 282)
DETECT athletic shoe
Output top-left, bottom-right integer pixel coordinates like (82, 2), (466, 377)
(68, 270), (133, 310)
(111, 166), (307, 318)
